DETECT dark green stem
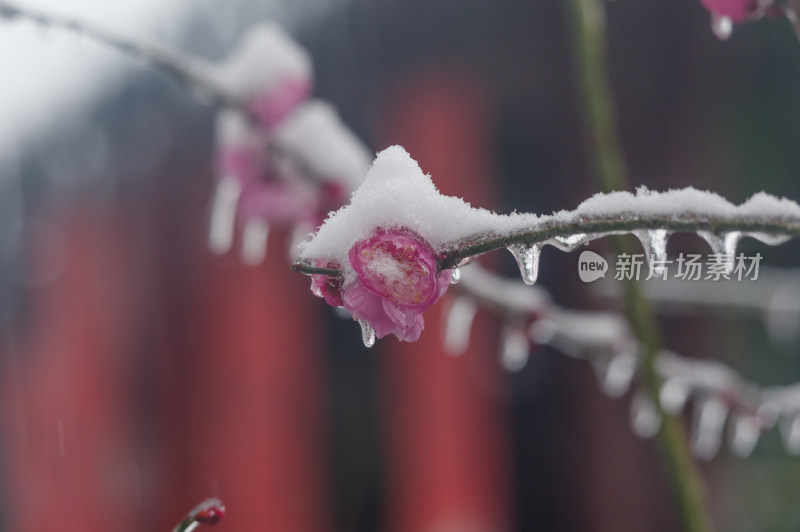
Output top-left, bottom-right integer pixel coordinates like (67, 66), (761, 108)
(565, 0), (713, 531)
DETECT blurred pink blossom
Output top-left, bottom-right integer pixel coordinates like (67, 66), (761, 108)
(248, 77), (312, 127)
(700, 0), (760, 21)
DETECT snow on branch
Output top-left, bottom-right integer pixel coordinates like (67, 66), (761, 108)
(294, 146), (800, 281)
(0, 0), (247, 111)
(293, 146), (800, 344)
(0, 1), (316, 126)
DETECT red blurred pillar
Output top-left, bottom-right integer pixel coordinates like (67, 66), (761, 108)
(1, 212), (142, 532)
(172, 226), (331, 532)
(380, 72), (512, 532)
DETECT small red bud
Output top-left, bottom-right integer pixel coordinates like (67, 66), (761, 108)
(191, 498), (226, 526)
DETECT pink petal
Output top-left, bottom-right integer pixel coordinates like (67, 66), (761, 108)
(249, 77), (312, 127)
(348, 228), (439, 309)
(310, 261), (344, 307)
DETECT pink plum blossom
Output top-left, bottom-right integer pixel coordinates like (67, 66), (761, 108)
(335, 228), (452, 342)
(248, 77), (312, 128)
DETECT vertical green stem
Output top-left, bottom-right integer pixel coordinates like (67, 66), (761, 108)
(564, 1), (714, 531)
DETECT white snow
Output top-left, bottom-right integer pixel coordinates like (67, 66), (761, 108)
(273, 100), (371, 191)
(298, 145), (537, 267)
(212, 23), (312, 99)
(215, 108), (261, 149)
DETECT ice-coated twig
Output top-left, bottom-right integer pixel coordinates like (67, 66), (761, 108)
(0, 0), (246, 113)
(171, 498), (226, 532)
(451, 265), (799, 459)
(292, 188), (800, 277)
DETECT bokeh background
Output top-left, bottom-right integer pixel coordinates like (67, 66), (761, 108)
(1, 0), (800, 531)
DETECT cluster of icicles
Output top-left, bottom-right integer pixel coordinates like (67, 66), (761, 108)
(502, 228), (788, 287)
(436, 227), (800, 460)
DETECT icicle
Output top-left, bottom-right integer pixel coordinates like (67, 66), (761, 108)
(711, 14), (733, 40)
(450, 267), (461, 285)
(631, 391), (662, 438)
(208, 178), (241, 254)
(691, 396), (728, 460)
(443, 296), (478, 356)
(506, 243), (541, 285)
(699, 230), (740, 274)
(333, 306), (351, 320)
(593, 350), (637, 398)
(500, 325), (530, 372)
(241, 218), (269, 265)
(456, 256), (475, 268)
(358, 320), (375, 348)
(635, 229), (670, 276)
(765, 288), (800, 346)
(779, 414), (800, 455)
(729, 414), (760, 457)
(748, 232), (791, 246)
(550, 233), (591, 252)
(529, 318), (557, 345)
(659, 378), (691, 414)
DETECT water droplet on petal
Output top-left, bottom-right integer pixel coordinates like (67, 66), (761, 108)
(208, 178), (241, 254)
(711, 14), (733, 40)
(699, 231), (740, 274)
(450, 267), (461, 285)
(550, 233), (591, 252)
(631, 391), (661, 438)
(500, 325), (529, 372)
(779, 414), (800, 455)
(748, 232), (791, 246)
(506, 243), (541, 285)
(443, 296), (478, 356)
(729, 414), (760, 457)
(593, 350), (637, 398)
(241, 218), (269, 265)
(691, 396), (728, 460)
(636, 229), (670, 275)
(660, 378), (691, 414)
(358, 320), (375, 348)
